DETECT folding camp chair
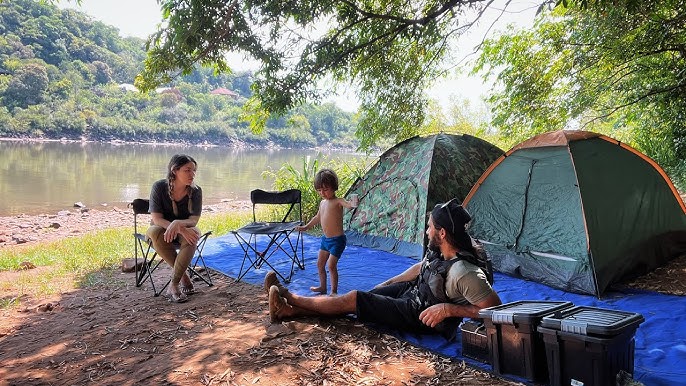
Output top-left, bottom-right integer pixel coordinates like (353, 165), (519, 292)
(231, 189), (305, 283)
(130, 198), (213, 297)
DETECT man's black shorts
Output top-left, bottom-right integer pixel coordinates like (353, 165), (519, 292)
(355, 282), (435, 334)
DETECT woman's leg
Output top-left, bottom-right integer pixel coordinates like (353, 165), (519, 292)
(174, 227), (200, 285)
(146, 225), (178, 268)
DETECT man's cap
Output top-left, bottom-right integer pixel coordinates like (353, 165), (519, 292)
(431, 199), (471, 235)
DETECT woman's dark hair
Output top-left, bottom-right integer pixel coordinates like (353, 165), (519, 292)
(167, 154), (197, 216)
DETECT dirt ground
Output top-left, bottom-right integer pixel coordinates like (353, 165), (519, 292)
(0, 203), (524, 386)
(0, 198), (685, 385)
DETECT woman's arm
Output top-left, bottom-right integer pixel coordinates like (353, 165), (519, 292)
(151, 213), (201, 244)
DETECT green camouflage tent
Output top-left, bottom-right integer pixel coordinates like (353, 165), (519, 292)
(343, 133), (503, 258)
(464, 130), (686, 296)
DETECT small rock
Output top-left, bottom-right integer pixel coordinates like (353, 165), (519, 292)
(100, 203), (108, 207)
(49, 222), (61, 229)
(36, 303), (56, 312)
(18, 261), (36, 270)
(57, 210), (70, 216)
(74, 202), (85, 208)
(13, 237), (28, 244)
(80, 207), (90, 213)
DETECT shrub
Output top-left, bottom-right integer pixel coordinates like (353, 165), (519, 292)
(262, 153), (371, 224)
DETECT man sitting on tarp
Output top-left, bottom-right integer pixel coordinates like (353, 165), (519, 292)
(266, 199), (502, 340)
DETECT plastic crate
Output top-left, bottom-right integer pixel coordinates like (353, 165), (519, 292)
(460, 320), (490, 364)
(538, 306), (644, 386)
(478, 300), (574, 382)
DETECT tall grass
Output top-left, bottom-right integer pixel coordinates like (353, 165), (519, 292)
(0, 210), (252, 306)
(262, 153), (372, 222)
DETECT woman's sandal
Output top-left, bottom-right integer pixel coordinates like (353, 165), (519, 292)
(181, 285), (196, 295)
(168, 291), (188, 303)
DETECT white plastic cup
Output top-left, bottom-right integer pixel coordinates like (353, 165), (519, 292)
(349, 193), (359, 208)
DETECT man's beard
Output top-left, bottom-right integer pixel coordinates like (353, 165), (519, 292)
(428, 233), (441, 253)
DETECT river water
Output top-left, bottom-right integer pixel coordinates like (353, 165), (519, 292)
(0, 141), (366, 216)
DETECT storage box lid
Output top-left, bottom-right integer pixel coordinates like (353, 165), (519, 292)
(539, 306), (645, 336)
(478, 300), (574, 325)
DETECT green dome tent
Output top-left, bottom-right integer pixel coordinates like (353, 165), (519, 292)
(463, 130), (686, 296)
(344, 133), (503, 258)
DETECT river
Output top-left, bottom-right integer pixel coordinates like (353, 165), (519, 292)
(1, 140), (368, 216)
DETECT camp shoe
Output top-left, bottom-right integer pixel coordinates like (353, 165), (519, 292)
(264, 271), (288, 296)
(268, 285), (287, 323)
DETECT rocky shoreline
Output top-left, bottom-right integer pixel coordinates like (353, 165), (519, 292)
(0, 200), (251, 248)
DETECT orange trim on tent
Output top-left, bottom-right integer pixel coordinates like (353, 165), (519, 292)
(463, 153), (508, 206)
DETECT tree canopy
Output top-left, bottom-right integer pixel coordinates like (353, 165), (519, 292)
(131, 0), (651, 149)
(473, 0), (686, 183)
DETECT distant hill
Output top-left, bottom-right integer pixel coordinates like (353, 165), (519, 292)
(0, 0), (358, 149)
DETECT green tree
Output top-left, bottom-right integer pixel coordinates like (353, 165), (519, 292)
(134, 0), (646, 149)
(3, 62), (49, 108)
(474, 1), (686, 171)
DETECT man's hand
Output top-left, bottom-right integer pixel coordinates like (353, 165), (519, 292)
(419, 303), (449, 328)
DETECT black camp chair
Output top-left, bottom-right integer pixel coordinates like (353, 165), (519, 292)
(130, 198), (213, 297)
(231, 189), (305, 283)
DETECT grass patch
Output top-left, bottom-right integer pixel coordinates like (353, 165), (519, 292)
(0, 210), (252, 307)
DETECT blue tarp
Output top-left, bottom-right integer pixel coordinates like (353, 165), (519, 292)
(202, 233), (686, 385)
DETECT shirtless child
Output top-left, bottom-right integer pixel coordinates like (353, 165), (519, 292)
(295, 169), (357, 295)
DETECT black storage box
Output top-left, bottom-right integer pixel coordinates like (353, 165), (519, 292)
(478, 300), (574, 382)
(460, 320), (490, 364)
(537, 306), (644, 386)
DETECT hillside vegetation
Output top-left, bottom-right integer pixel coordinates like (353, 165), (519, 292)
(0, 0), (359, 149)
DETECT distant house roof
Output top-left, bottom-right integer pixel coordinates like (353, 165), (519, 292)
(210, 87), (239, 98)
(118, 83), (137, 92)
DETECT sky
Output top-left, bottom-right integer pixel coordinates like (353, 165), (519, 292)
(60, 0), (537, 112)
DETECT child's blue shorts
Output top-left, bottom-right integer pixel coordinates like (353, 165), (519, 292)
(320, 234), (346, 258)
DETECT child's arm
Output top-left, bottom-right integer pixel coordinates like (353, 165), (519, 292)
(295, 210), (320, 232)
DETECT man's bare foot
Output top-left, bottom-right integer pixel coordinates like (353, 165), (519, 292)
(310, 286), (326, 295)
(329, 292), (338, 297)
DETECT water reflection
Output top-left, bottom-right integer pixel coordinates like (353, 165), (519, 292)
(0, 141), (367, 216)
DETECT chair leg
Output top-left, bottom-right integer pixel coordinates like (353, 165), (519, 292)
(188, 232), (213, 287)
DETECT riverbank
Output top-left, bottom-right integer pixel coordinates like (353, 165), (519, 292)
(0, 200), (251, 248)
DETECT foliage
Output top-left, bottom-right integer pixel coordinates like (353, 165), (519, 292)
(134, 0), (653, 149)
(0, 0), (360, 149)
(473, 1), (686, 170)
(262, 153), (371, 223)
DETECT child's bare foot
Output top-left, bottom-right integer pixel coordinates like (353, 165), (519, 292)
(329, 292), (338, 297)
(310, 286), (326, 294)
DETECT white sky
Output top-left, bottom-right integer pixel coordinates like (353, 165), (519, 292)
(60, 0), (537, 112)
